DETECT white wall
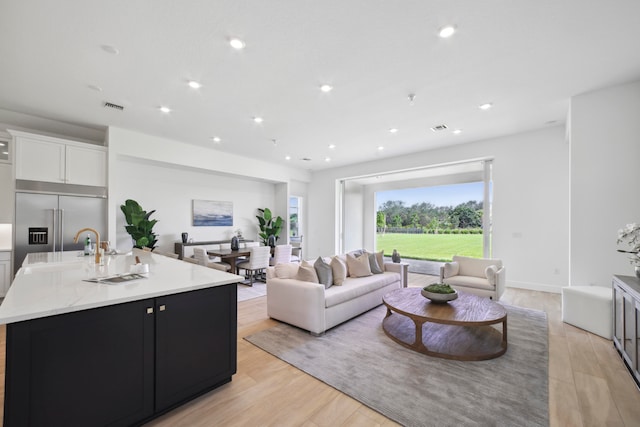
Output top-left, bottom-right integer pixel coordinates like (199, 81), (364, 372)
(107, 127), (311, 253)
(570, 80), (640, 287)
(309, 125), (570, 293)
(343, 181), (364, 252)
(112, 156), (277, 253)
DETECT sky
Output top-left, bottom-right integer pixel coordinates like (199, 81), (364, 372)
(376, 182), (484, 209)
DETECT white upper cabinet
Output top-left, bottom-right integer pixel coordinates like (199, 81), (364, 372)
(11, 131), (107, 187)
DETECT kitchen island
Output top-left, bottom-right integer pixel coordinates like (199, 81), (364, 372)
(0, 249), (243, 427)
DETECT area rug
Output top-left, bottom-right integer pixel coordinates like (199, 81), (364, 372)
(237, 282), (266, 302)
(245, 304), (548, 427)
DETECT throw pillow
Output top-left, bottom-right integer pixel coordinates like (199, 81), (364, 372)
(314, 257), (333, 289)
(296, 262), (319, 283)
(375, 250), (384, 272)
(346, 253), (372, 278)
(485, 265), (498, 285)
(366, 251), (383, 274)
(330, 256), (347, 286)
(443, 261), (459, 278)
(274, 262), (299, 279)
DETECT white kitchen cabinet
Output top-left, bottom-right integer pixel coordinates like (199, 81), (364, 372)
(0, 251), (11, 297)
(11, 130), (107, 187)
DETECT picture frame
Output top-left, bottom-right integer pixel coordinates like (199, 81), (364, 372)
(192, 200), (233, 226)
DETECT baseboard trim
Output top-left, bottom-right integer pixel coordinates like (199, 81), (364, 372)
(507, 280), (563, 294)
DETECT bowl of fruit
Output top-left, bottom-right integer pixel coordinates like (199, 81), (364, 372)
(421, 283), (458, 303)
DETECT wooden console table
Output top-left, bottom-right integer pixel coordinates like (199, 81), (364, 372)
(174, 239), (253, 259)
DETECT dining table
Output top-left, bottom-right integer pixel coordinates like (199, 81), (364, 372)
(207, 248), (251, 274)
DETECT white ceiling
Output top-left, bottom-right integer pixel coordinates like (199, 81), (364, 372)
(1, 1), (640, 171)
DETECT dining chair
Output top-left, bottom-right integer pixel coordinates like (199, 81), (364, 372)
(290, 236), (302, 262)
(270, 244), (292, 266)
(193, 247), (231, 272)
(236, 245), (271, 286)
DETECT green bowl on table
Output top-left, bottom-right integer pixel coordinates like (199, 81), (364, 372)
(421, 283), (458, 303)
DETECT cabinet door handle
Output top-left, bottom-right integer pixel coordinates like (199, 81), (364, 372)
(159, 305), (166, 311)
(146, 307), (153, 314)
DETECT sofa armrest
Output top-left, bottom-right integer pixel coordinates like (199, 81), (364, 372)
(384, 262), (408, 288)
(266, 278), (327, 334)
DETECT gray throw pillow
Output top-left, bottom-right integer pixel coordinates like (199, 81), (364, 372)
(368, 252), (383, 274)
(314, 257), (334, 289)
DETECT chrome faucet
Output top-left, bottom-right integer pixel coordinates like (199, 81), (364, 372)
(74, 228), (101, 264)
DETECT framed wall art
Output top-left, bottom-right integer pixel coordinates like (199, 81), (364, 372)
(192, 200), (233, 226)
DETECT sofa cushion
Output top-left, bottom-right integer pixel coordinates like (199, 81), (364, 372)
(367, 252), (383, 274)
(275, 262), (300, 279)
(346, 253), (372, 278)
(314, 257), (334, 289)
(443, 275), (495, 291)
(453, 255), (503, 278)
(325, 273), (399, 308)
(330, 256), (347, 286)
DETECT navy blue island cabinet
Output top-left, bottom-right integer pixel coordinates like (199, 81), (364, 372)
(3, 283), (237, 427)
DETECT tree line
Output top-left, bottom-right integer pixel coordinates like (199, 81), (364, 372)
(377, 200), (483, 233)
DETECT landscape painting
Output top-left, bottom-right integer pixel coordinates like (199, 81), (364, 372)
(193, 200), (233, 226)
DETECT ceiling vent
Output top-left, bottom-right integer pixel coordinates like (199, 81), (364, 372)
(104, 102), (124, 111)
(430, 124), (448, 132)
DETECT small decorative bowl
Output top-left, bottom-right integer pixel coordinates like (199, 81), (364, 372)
(421, 288), (458, 303)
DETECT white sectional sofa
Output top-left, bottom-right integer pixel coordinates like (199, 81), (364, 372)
(266, 253), (406, 335)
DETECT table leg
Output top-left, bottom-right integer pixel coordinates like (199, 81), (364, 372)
(413, 318), (427, 350)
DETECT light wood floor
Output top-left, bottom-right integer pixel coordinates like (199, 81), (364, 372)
(1, 274), (639, 426)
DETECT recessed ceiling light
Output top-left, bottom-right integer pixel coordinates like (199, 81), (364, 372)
(188, 80), (202, 89)
(229, 38), (246, 49)
(320, 84), (333, 92)
(88, 84), (103, 92)
(389, 128), (398, 134)
(253, 116), (263, 123)
(101, 44), (119, 54)
(2, 151), (7, 155)
(479, 103), (493, 110)
(211, 136), (221, 143)
(285, 155), (291, 160)
(0, 142), (5, 147)
(324, 157), (331, 162)
(159, 106), (171, 113)
(377, 146), (384, 151)
(328, 144), (336, 149)
(438, 25), (457, 38)
(452, 129), (462, 134)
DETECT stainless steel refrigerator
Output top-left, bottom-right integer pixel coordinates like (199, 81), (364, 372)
(14, 188), (107, 273)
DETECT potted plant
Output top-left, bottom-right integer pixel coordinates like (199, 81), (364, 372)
(256, 208), (284, 246)
(121, 199), (158, 250)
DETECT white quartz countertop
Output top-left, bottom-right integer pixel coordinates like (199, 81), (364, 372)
(0, 249), (244, 324)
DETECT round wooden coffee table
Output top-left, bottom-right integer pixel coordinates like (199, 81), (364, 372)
(382, 287), (507, 361)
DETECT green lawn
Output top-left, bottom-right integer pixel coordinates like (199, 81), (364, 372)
(376, 233), (483, 262)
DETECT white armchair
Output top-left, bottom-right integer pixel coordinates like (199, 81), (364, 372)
(439, 255), (506, 300)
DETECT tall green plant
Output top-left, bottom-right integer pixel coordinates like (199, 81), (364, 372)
(256, 208), (284, 246)
(120, 199), (158, 249)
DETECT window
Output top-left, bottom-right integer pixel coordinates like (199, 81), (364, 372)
(289, 196), (302, 238)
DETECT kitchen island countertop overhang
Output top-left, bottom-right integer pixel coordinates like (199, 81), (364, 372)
(0, 248), (244, 324)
